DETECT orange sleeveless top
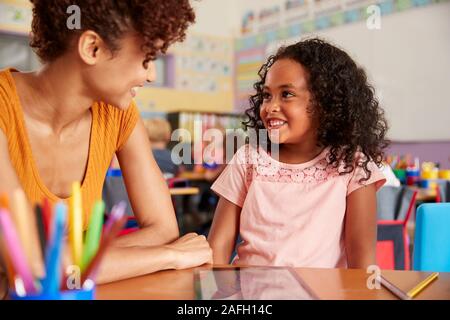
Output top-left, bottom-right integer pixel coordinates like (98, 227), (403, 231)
(0, 68), (139, 226)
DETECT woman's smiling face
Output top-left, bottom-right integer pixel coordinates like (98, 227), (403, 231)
(259, 58), (318, 145)
(80, 33), (158, 110)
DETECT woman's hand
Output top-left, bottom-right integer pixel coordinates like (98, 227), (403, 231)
(165, 233), (213, 270)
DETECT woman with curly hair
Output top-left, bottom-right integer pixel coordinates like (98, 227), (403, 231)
(208, 38), (389, 269)
(0, 0), (212, 285)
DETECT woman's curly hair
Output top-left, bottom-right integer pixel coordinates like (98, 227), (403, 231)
(244, 38), (389, 182)
(29, 0), (195, 65)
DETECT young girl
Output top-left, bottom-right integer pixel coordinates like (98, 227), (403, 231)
(208, 38), (388, 269)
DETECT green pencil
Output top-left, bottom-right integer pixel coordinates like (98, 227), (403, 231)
(81, 201), (105, 272)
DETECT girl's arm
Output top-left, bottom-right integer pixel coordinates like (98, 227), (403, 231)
(345, 183), (378, 269)
(114, 118), (180, 246)
(208, 196), (241, 264)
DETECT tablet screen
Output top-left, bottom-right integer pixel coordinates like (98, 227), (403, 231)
(195, 267), (319, 300)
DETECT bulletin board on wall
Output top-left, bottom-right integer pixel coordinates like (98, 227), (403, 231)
(135, 34), (235, 114)
(312, 2), (450, 142)
(0, 0), (32, 35)
(234, 0), (450, 141)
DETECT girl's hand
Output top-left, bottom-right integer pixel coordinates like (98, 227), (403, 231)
(165, 233), (213, 270)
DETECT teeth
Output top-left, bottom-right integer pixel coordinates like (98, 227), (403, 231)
(131, 87), (140, 93)
(269, 119), (286, 127)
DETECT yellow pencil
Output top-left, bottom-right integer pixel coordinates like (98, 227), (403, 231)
(11, 190), (31, 257)
(407, 272), (439, 299)
(69, 182), (83, 267)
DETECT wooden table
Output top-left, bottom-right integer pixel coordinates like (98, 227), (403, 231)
(97, 265), (450, 300)
(178, 171), (208, 181)
(169, 187), (200, 196)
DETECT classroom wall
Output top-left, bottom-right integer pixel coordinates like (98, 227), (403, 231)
(189, 0), (241, 37)
(0, 0), (31, 35)
(1, 0), (449, 137)
(0, 0), (241, 37)
(136, 34), (234, 114)
(234, 0), (450, 142)
(135, 1), (240, 114)
(312, 2), (450, 142)
(0, 0), (236, 114)
(388, 141), (450, 169)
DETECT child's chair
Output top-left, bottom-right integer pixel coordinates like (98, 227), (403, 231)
(102, 169), (134, 216)
(435, 180), (450, 203)
(413, 203), (450, 272)
(376, 186), (417, 270)
(102, 169), (137, 236)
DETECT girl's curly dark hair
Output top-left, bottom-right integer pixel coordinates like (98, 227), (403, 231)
(244, 38), (389, 182)
(29, 0), (195, 65)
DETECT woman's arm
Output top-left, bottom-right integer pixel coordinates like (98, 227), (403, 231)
(2, 128), (212, 285)
(207, 196), (241, 264)
(0, 131), (22, 197)
(345, 183), (378, 269)
(96, 232), (212, 284)
(114, 119), (179, 247)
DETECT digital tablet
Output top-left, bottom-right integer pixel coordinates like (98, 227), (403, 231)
(194, 266), (319, 300)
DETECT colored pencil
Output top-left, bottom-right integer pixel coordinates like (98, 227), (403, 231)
(69, 182), (83, 267)
(80, 202), (127, 286)
(42, 202), (67, 294)
(0, 196), (16, 291)
(0, 193), (9, 209)
(379, 274), (411, 300)
(407, 272), (439, 299)
(11, 189), (45, 278)
(35, 205), (47, 260)
(81, 201), (105, 272)
(42, 198), (52, 241)
(0, 209), (37, 294)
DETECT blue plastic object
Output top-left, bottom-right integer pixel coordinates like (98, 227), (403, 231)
(413, 203), (450, 272)
(106, 168), (122, 177)
(9, 287), (95, 300)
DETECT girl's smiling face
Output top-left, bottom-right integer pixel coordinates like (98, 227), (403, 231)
(260, 58), (318, 146)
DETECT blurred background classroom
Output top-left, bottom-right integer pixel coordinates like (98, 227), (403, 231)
(1, 0), (449, 271)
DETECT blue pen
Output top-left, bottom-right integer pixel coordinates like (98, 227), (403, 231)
(41, 202), (67, 294)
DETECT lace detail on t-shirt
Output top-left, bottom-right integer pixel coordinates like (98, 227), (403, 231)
(240, 145), (340, 187)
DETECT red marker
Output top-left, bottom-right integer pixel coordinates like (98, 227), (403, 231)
(42, 198), (52, 241)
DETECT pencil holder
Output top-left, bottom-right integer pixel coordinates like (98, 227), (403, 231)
(9, 287), (95, 300)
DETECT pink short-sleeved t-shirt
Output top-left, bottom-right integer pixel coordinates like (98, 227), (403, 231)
(211, 145), (386, 269)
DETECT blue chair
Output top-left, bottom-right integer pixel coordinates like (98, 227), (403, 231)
(413, 203), (450, 272)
